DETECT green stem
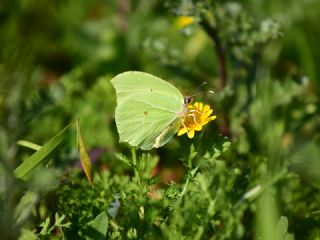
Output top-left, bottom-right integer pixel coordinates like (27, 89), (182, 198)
(179, 177), (190, 198)
(131, 148), (140, 185)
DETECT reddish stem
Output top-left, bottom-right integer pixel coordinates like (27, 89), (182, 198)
(199, 18), (227, 89)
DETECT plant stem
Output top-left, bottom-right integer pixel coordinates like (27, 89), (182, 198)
(131, 148), (140, 185)
(200, 17), (231, 137)
(179, 177), (190, 198)
(199, 18), (227, 89)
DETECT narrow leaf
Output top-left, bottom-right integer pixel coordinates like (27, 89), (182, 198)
(14, 122), (73, 180)
(17, 140), (42, 151)
(77, 118), (93, 185)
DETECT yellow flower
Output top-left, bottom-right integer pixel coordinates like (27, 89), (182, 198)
(178, 102), (217, 139)
(175, 16), (195, 29)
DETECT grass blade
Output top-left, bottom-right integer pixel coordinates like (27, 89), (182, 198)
(14, 122), (74, 180)
(17, 140), (42, 151)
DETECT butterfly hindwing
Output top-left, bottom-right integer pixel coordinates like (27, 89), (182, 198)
(116, 93), (180, 150)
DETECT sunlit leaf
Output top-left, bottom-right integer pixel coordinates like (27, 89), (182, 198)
(17, 140), (41, 151)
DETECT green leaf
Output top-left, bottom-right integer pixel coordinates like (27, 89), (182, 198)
(14, 191), (38, 226)
(86, 212), (109, 240)
(14, 121), (74, 180)
(275, 216), (294, 240)
(18, 228), (37, 240)
(77, 118), (93, 185)
(39, 217), (51, 235)
(17, 140), (41, 151)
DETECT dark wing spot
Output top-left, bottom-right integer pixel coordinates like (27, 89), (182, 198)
(144, 111), (148, 116)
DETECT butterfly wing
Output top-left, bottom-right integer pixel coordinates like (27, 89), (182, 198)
(112, 71), (184, 104)
(111, 71), (184, 150)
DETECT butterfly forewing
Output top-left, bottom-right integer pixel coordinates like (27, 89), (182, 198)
(112, 71), (184, 104)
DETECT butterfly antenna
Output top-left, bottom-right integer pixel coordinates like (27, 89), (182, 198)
(189, 82), (207, 97)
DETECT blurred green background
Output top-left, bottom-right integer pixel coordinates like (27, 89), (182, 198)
(0, 0), (320, 239)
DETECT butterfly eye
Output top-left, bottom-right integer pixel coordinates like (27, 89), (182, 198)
(184, 96), (193, 104)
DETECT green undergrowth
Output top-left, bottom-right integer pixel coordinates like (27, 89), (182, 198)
(1, 0), (320, 239)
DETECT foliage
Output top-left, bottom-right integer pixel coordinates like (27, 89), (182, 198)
(1, 0), (320, 239)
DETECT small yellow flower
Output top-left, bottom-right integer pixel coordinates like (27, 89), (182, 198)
(175, 16), (195, 29)
(178, 102), (217, 139)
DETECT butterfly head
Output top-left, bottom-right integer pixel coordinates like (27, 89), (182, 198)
(184, 82), (209, 105)
(184, 96), (193, 105)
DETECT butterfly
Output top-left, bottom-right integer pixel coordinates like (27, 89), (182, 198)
(111, 71), (215, 150)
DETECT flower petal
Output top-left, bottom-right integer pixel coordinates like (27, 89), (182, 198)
(178, 127), (187, 136)
(202, 116), (216, 125)
(187, 130), (195, 138)
(209, 115), (217, 121)
(205, 109), (213, 117)
(203, 104), (210, 112)
(194, 125), (202, 131)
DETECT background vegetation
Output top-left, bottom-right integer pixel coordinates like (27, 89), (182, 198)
(1, 0), (320, 239)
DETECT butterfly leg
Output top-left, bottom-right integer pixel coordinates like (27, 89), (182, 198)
(188, 109), (201, 126)
(181, 117), (189, 134)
